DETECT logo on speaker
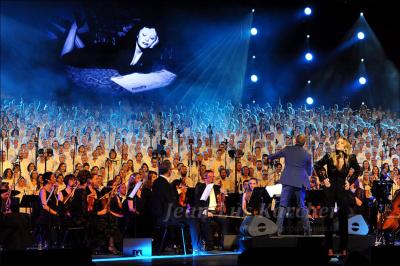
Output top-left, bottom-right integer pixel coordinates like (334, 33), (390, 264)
(132, 249), (143, 257)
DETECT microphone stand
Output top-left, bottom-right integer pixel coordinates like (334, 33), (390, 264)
(73, 132), (78, 173)
(44, 152), (48, 173)
(249, 128), (253, 157)
(159, 112), (163, 144)
(6, 130), (9, 161)
(121, 138), (125, 167)
(149, 128), (155, 149)
(114, 128), (117, 150)
(1, 132), (3, 176)
(171, 122), (174, 147)
(108, 124), (111, 150)
(223, 139), (228, 170)
(176, 130), (181, 161)
(234, 149), (239, 193)
(107, 158), (111, 184)
(311, 141), (316, 165)
(188, 141), (193, 184)
(12, 155), (20, 191)
(207, 124), (213, 149)
(308, 128), (312, 154)
(34, 127), (40, 170)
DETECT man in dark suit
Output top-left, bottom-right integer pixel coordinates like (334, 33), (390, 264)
(268, 134), (312, 235)
(194, 170), (223, 251)
(152, 160), (200, 254)
(151, 160), (177, 225)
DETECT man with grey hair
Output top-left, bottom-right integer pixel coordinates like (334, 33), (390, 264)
(268, 134), (312, 235)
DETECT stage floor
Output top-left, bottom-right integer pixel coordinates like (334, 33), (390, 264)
(1, 235), (397, 266)
(93, 252), (240, 266)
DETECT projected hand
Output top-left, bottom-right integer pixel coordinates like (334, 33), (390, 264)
(150, 36), (159, 48)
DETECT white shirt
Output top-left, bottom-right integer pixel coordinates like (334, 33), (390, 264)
(208, 187), (217, 211)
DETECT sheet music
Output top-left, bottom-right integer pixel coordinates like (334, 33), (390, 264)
(110, 70), (176, 93)
(128, 181), (142, 199)
(265, 184), (282, 198)
(200, 183), (214, 201)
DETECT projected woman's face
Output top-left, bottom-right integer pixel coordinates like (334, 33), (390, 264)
(137, 27), (158, 49)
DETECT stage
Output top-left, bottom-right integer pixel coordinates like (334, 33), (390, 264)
(93, 252), (240, 266)
(2, 235), (399, 266)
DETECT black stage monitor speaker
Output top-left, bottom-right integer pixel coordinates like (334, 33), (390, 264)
(240, 215), (278, 237)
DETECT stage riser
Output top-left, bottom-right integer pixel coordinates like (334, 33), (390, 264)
(240, 235), (375, 251)
(239, 236), (395, 266)
(0, 249), (93, 266)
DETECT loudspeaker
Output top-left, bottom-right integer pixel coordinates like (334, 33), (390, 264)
(0, 248), (93, 266)
(333, 215), (369, 235)
(240, 215), (277, 237)
(123, 238), (152, 257)
(348, 215), (368, 235)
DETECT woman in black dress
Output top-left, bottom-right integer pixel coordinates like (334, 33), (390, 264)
(36, 172), (60, 248)
(314, 137), (361, 256)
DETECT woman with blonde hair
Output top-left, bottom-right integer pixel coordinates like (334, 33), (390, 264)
(314, 137), (361, 257)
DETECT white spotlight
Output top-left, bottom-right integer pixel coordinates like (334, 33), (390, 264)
(252, 9), (255, 13)
(251, 75), (258, 82)
(305, 52), (313, 61)
(304, 7), (312, 16)
(250, 27), (258, 36)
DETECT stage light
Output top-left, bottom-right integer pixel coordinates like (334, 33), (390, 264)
(358, 77), (367, 85)
(251, 74), (258, 82)
(306, 34), (310, 39)
(361, 58), (364, 62)
(307, 80), (311, 84)
(360, 12), (364, 17)
(252, 55), (256, 59)
(250, 28), (258, 36)
(306, 97), (314, 105)
(252, 9), (255, 13)
(357, 31), (365, 40)
(304, 7), (312, 16)
(305, 52), (313, 61)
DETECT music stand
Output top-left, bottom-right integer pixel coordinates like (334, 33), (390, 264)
(249, 187), (271, 215)
(226, 192), (241, 212)
(20, 195), (40, 226)
(20, 195), (39, 209)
